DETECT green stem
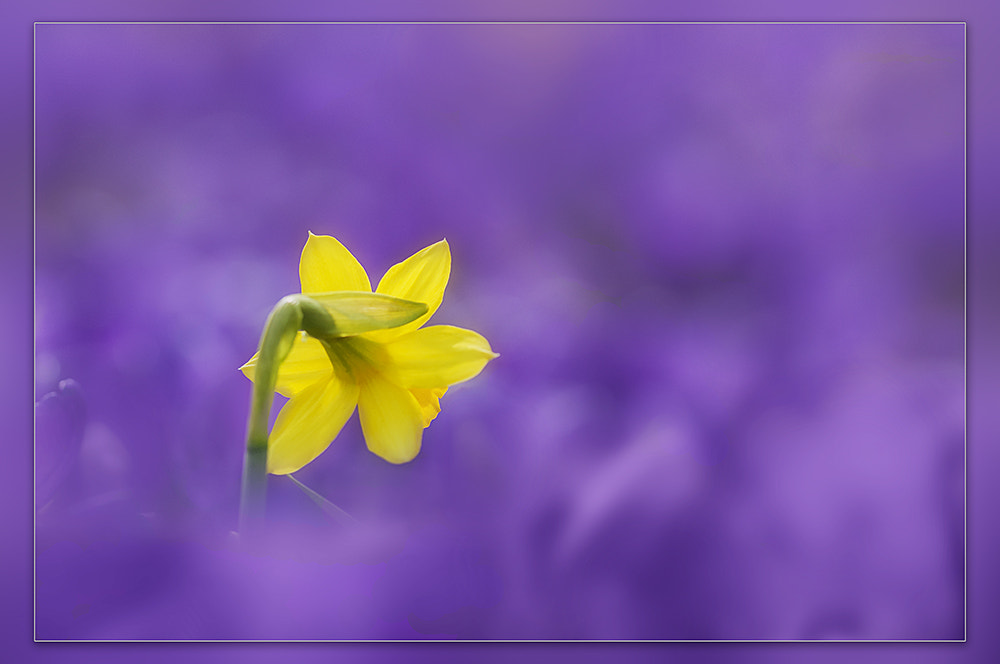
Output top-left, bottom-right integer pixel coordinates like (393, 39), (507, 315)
(238, 296), (303, 536)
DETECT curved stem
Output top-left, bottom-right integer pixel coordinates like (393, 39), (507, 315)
(238, 297), (303, 536)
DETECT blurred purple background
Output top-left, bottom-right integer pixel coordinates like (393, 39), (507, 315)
(31, 22), (965, 642)
(1, 0), (997, 661)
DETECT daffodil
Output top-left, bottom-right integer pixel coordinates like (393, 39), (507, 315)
(240, 232), (497, 474)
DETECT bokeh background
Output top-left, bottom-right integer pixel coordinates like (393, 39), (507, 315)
(32, 21), (965, 641)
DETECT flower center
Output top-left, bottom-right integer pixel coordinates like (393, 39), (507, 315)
(320, 335), (389, 384)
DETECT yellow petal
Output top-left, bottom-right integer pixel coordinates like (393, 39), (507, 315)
(239, 332), (332, 398)
(412, 387), (447, 427)
(357, 372), (425, 464)
(299, 231), (372, 294)
(384, 325), (498, 389)
(368, 239), (451, 341)
(266, 373), (360, 474)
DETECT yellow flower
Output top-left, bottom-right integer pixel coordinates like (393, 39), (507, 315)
(240, 232), (498, 474)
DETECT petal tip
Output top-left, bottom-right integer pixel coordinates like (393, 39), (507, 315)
(266, 459), (300, 475)
(377, 448), (420, 465)
(426, 237), (451, 255)
(300, 230), (372, 293)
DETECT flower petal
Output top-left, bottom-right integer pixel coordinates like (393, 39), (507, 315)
(299, 231), (372, 294)
(412, 387), (447, 427)
(369, 239), (451, 341)
(266, 373), (360, 475)
(357, 372), (425, 464)
(239, 332), (331, 397)
(384, 325), (498, 389)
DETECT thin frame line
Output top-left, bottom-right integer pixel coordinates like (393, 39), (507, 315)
(962, 20), (969, 644)
(32, 18), (37, 644)
(35, 639), (969, 643)
(32, 20), (969, 644)
(33, 21), (968, 25)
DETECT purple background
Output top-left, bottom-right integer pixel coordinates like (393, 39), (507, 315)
(32, 19), (964, 641)
(3, 1), (998, 662)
